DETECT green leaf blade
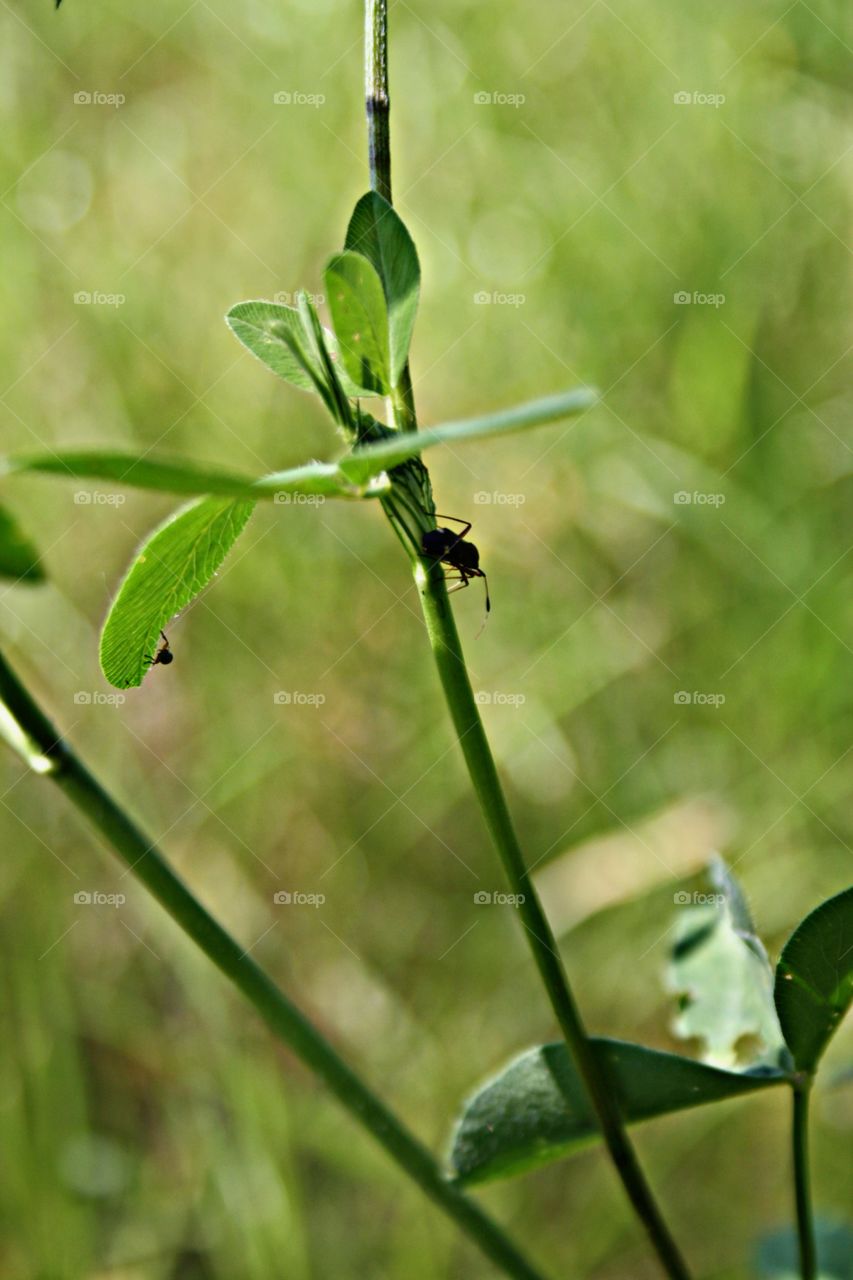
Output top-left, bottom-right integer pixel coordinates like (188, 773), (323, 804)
(5, 451), (265, 499)
(450, 1038), (788, 1187)
(226, 300), (324, 393)
(99, 497), (255, 690)
(323, 251), (391, 395)
(345, 191), (420, 387)
(774, 887), (853, 1073)
(339, 388), (598, 484)
(4, 452), (391, 503)
(0, 504), (45, 583)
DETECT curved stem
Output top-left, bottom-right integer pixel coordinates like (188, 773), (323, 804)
(793, 1081), (817, 1280)
(364, 6), (692, 1277)
(0, 650), (549, 1280)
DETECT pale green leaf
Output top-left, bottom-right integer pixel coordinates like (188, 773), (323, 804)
(100, 498), (255, 689)
(339, 388), (598, 484)
(666, 858), (787, 1069)
(345, 191), (420, 386)
(5, 452), (265, 498)
(4, 452), (390, 501)
(226, 300), (369, 400)
(324, 251), (391, 395)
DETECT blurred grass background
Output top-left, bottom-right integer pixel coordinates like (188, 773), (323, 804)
(0, 0), (851, 1276)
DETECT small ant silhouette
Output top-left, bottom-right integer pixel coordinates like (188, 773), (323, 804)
(143, 630), (174, 670)
(421, 514), (490, 626)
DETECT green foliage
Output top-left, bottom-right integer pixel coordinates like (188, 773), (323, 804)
(4, 8), (851, 1271)
(225, 299), (330, 394)
(775, 888), (853, 1073)
(3, 452), (391, 501)
(0, 504), (43, 583)
(666, 860), (787, 1069)
(5, 452), (265, 499)
(338, 389), (597, 484)
(3, 389), (594, 506)
(450, 1038), (787, 1186)
(324, 251), (391, 395)
(99, 498), (255, 689)
(345, 191), (420, 386)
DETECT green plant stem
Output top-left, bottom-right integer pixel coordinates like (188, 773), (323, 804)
(792, 1080), (817, 1280)
(364, 8), (691, 1277)
(415, 573), (691, 1280)
(364, 0), (391, 203)
(364, 0), (417, 434)
(0, 650), (550, 1280)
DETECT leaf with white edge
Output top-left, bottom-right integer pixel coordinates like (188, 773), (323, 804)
(757, 1220), (853, 1280)
(345, 191), (420, 387)
(5, 389), (596, 512)
(338, 388), (598, 484)
(4, 453), (391, 502)
(0, 504), (44, 582)
(450, 1038), (788, 1186)
(257, 462), (391, 500)
(100, 498), (255, 690)
(295, 291), (354, 426)
(226, 300), (323, 392)
(774, 887), (853, 1073)
(5, 452), (267, 498)
(226, 301), (370, 400)
(324, 251), (391, 395)
(666, 858), (787, 1070)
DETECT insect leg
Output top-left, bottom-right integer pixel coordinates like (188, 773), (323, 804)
(444, 570), (472, 596)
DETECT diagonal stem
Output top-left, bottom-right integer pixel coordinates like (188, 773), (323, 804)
(0, 649), (550, 1280)
(365, 5), (692, 1277)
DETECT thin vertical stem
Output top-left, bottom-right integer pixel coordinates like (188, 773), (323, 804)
(365, 5), (693, 1277)
(0, 649), (550, 1280)
(365, 0), (392, 202)
(793, 1081), (817, 1280)
(364, 0), (418, 433)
